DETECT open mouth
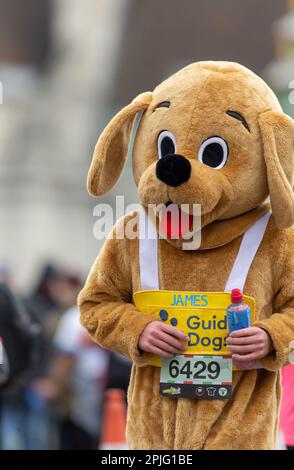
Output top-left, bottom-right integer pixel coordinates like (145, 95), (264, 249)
(159, 201), (194, 238)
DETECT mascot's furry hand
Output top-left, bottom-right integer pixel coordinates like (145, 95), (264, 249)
(138, 321), (189, 357)
(226, 326), (274, 369)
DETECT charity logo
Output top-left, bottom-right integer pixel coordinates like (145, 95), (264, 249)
(288, 340), (294, 364)
(218, 387), (228, 397)
(159, 305), (228, 353)
(162, 386), (181, 395)
(159, 309), (178, 327)
(195, 386), (205, 397)
(206, 387), (217, 397)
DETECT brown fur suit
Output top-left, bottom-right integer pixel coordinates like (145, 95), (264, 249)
(78, 62), (294, 449)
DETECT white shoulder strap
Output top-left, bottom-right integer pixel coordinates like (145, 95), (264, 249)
(225, 211), (271, 292)
(139, 208), (271, 293)
(139, 207), (159, 290)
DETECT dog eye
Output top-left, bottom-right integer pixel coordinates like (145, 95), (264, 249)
(157, 131), (176, 159)
(198, 136), (228, 169)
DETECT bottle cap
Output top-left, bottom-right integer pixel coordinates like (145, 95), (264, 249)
(231, 288), (243, 303)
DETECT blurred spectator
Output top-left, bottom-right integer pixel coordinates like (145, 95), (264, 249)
(0, 265), (84, 449)
(0, 282), (40, 391)
(107, 353), (131, 397)
(33, 306), (109, 449)
(26, 265), (82, 334)
(0, 263), (14, 288)
(0, 282), (42, 449)
(25, 264), (83, 374)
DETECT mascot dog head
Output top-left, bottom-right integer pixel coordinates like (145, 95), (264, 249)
(87, 61), (294, 243)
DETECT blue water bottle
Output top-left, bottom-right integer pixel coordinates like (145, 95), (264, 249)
(226, 288), (251, 333)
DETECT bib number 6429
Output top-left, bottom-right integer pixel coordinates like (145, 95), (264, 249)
(160, 354), (232, 400)
(169, 358), (222, 381)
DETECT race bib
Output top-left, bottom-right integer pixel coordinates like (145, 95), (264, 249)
(133, 290), (255, 368)
(160, 354), (233, 399)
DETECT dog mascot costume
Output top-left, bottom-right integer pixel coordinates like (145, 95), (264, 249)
(79, 62), (294, 450)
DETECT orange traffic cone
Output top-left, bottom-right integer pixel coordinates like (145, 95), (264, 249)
(100, 388), (128, 450)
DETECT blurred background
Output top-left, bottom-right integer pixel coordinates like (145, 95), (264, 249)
(0, 0), (294, 450)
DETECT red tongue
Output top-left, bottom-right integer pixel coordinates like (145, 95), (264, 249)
(160, 205), (193, 238)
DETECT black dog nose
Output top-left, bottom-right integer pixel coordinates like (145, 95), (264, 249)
(156, 154), (191, 187)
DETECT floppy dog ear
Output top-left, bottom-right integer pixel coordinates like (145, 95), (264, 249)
(87, 92), (152, 196)
(258, 110), (294, 228)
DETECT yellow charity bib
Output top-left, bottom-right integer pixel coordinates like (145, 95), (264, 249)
(136, 207), (270, 371)
(133, 290), (255, 368)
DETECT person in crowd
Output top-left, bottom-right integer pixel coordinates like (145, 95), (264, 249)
(0, 281), (41, 449)
(24, 266), (84, 449)
(0, 264), (83, 449)
(33, 306), (110, 449)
